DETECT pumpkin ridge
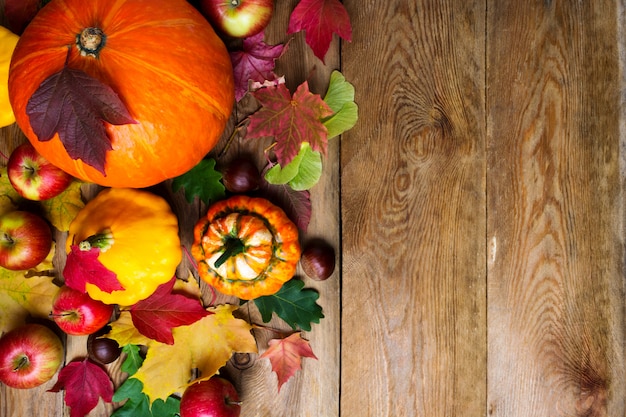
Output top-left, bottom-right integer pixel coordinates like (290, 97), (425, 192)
(98, 0), (127, 29)
(111, 52), (233, 118)
(105, 17), (211, 38)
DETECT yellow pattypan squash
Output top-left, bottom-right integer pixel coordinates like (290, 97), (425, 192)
(66, 188), (182, 306)
(0, 26), (18, 128)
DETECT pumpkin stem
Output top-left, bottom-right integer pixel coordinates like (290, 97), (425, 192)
(79, 231), (114, 252)
(214, 238), (245, 268)
(76, 27), (106, 58)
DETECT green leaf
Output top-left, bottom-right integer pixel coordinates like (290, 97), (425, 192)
(323, 70), (355, 113)
(121, 344), (143, 376)
(254, 279), (324, 331)
(264, 147), (307, 185)
(323, 101), (358, 139)
(112, 378), (151, 417)
(287, 145), (322, 191)
(322, 70), (358, 138)
(171, 158), (225, 205)
(111, 396), (151, 417)
(112, 377), (144, 403)
(112, 377), (180, 417)
(151, 397), (181, 417)
(265, 143), (323, 191)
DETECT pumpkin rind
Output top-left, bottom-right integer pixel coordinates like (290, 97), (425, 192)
(66, 188), (182, 306)
(8, 0), (234, 188)
(192, 195), (301, 300)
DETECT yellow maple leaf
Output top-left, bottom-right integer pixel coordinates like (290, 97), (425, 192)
(105, 311), (152, 347)
(132, 304), (257, 402)
(0, 244), (59, 333)
(0, 167), (22, 216)
(173, 271), (203, 299)
(40, 180), (85, 232)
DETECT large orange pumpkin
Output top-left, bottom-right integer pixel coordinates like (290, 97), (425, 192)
(8, 0), (234, 188)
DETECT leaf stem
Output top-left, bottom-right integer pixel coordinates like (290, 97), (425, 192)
(182, 245), (218, 306)
(218, 117), (249, 158)
(251, 323), (299, 338)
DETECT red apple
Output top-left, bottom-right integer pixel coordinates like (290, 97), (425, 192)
(199, 0), (274, 38)
(180, 376), (242, 417)
(0, 323), (64, 389)
(50, 286), (114, 336)
(0, 210), (52, 271)
(7, 142), (73, 201)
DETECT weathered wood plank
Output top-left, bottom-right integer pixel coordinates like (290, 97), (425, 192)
(340, 1), (487, 416)
(486, 1), (626, 416)
(223, 1), (342, 416)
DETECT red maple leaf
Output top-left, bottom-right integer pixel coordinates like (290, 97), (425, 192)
(48, 358), (114, 417)
(230, 31), (287, 101)
(63, 244), (123, 294)
(260, 332), (317, 392)
(287, 0), (352, 63)
(27, 66), (136, 174)
(247, 82), (333, 166)
(129, 277), (211, 345)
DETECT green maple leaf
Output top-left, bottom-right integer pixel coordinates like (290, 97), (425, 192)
(171, 158), (225, 205)
(254, 279), (324, 331)
(322, 70), (358, 138)
(112, 350), (179, 417)
(112, 378), (180, 417)
(120, 344), (143, 375)
(264, 143), (323, 191)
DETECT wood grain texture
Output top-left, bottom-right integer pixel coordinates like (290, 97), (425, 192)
(3, 1), (626, 416)
(340, 0), (487, 416)
(486, 1), (625, 416)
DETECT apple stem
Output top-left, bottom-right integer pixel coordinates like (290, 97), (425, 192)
(13, 355), (29, 372)
(1, 232), (14, 246)
(0, 149), (9, 161)
(227, 398), (243, 406)
(49, 312), (74, 318)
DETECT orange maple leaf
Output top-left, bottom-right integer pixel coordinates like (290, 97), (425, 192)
(260, 332), (317, 392)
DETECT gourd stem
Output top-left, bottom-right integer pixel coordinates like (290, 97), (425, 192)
(79, 232), (114, 252)
(214, 238), (245, 268)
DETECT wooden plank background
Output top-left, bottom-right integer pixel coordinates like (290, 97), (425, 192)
(1, 0), (626, 416)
